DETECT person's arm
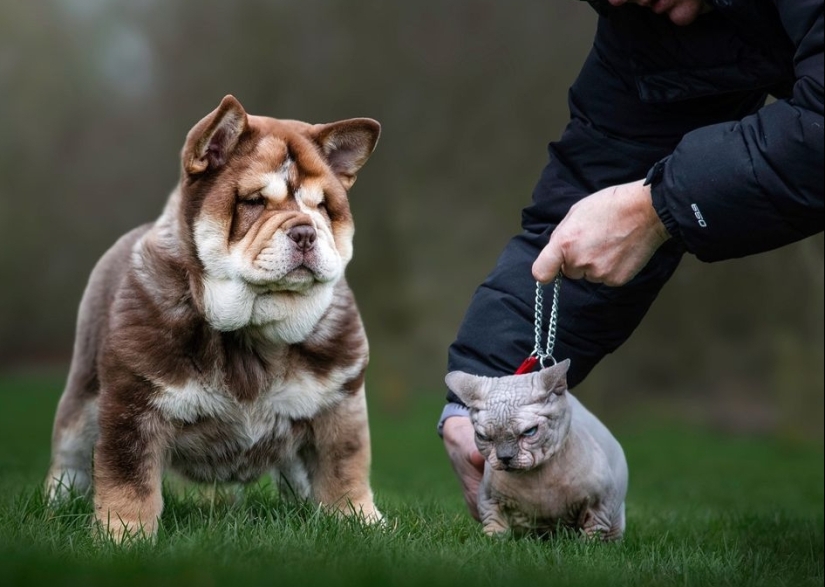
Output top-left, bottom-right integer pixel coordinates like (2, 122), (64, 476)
(648, 0), (824, 262)
(441, 415), (485, 521)
(534, 1), (824, 284)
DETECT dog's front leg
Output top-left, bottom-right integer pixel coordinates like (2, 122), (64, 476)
(93, 392), (170, 543)
(306, 387), (381, 524)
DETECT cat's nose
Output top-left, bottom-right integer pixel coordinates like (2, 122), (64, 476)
(496, 444), (518, 464)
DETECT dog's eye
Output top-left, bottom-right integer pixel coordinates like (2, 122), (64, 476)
(240, 195), (266, 207)
(522, 426), (538, 438)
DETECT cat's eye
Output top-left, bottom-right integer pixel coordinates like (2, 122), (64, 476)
(475, 430), (490, 442)
(522, 426), (539, 438)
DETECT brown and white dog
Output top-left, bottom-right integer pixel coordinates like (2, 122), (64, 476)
(45, 95), (383, 541)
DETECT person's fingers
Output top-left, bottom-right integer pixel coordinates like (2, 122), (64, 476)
(560, 262), (586, 281)
(532, 239), (565, 283)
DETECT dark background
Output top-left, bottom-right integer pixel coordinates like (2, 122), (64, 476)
(1, 0), (822, 439)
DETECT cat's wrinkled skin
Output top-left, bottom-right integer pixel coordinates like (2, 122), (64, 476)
(445, 360), (628, 540)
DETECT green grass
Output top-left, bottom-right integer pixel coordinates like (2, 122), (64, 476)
(0, 371), (822, 587)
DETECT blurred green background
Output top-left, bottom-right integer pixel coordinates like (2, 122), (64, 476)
(0, 0), (822, 441)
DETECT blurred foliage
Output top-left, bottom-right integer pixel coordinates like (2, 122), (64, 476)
(0, 0), (822, 438)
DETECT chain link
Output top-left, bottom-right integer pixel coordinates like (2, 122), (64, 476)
(531, 275), (561, 368)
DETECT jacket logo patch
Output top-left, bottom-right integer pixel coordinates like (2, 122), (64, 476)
(691, 203), (708, 228)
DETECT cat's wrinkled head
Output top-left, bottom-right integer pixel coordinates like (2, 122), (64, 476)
(445, 359), (571, 472)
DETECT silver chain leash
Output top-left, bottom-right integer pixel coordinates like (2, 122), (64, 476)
(531, 274), (562, 368)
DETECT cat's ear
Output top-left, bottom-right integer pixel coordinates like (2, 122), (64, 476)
(445, 371), (487, 409)
(538, 358), (571, 397)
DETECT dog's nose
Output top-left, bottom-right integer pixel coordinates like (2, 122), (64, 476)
(288, 225), (317, 252)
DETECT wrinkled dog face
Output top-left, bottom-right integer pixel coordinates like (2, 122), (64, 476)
(179, 96), (380, 339)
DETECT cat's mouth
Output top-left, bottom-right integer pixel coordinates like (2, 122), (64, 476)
(492, 461), (532, 473)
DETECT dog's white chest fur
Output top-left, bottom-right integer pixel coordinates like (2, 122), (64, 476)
(151, 373), (342, 483)
(153, 372), (340, 424)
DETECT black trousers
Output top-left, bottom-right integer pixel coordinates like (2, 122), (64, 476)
(445, 208), (685, 403)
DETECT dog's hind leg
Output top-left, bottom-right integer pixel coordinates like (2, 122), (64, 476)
(45, 365), (99, 501)
(272, 459), (312, 502)
(45, 273), (109, 502)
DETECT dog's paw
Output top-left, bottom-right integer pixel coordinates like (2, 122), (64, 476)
(93, 515), (158, 545)
(344, 500), (384, 525)
(361, 505), (384, 525)
(44, 469), (91, 505)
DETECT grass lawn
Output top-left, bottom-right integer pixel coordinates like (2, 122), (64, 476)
(0, 370), (822, 587)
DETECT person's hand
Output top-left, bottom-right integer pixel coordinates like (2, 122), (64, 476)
(532, 179), (671, 286)
(442, 416), (485, 521)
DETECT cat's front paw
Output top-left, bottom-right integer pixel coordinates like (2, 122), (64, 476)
(482, 521), (510, 537)
(581, 525), (623, 541)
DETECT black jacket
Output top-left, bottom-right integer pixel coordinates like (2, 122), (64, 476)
(523, 0), (824, 262)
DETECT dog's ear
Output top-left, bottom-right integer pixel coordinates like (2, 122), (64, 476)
(183, 95), (249, 175)
(312, 118), (381, 190)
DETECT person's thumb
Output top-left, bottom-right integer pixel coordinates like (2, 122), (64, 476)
(532, 238), (564, 283)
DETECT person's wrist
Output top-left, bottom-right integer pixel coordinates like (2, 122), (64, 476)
(644, 159), (683, 243)
(634, 180), (671, 245)
(442, 414), (471, 439)
(437, 403), (470, 438)
(652, 214), (671, 245)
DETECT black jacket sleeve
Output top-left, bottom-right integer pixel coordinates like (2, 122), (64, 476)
(650, 0), (824, 262)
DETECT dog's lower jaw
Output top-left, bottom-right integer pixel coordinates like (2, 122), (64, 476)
(201, 274), (336, 343)
(251, 283), (337, 344)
